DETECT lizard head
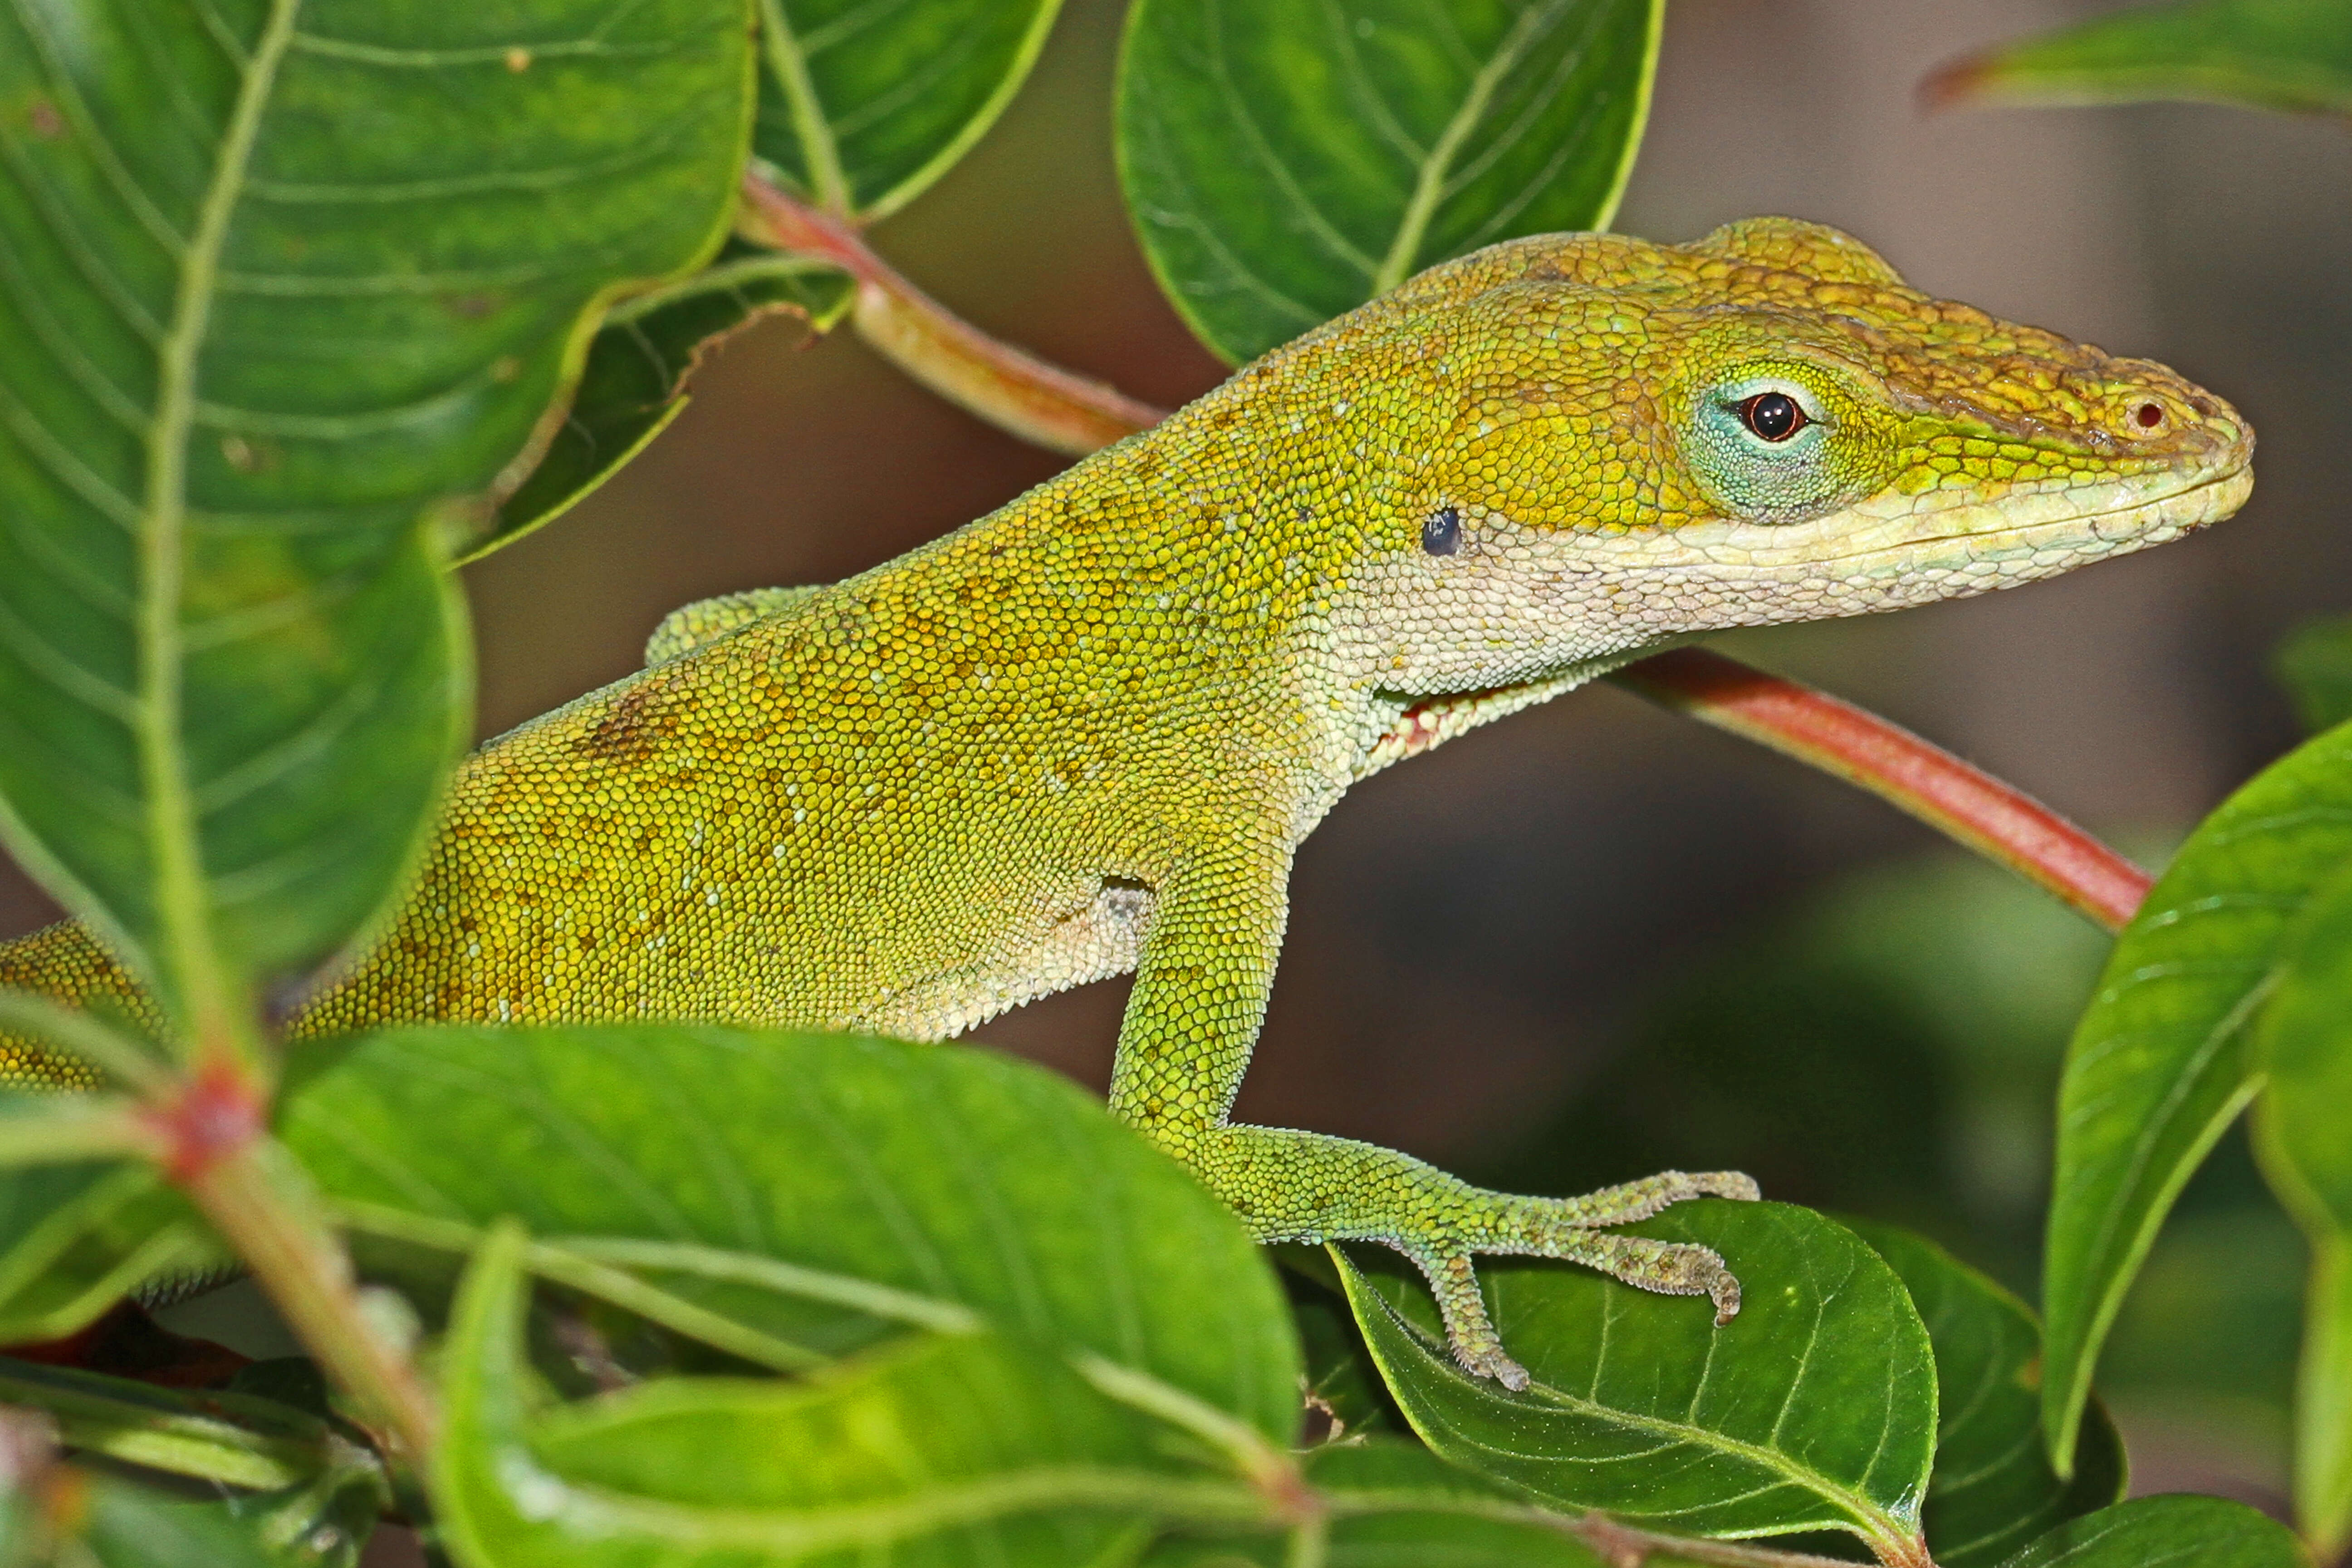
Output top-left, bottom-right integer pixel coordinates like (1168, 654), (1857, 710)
(1345, 217), (2251, 687)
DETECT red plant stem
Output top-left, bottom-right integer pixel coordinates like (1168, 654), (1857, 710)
(738, 175), (1162, 456)
(739, 168), (2152, 933)
(142, 1064), (440, 1462)
(1613, 649), (2150, 931)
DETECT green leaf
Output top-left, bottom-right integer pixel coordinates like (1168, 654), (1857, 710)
(2, 1472), (286, 1568)
(1284, 1274), (1396, 1441)
(1927, 0), (2352, 121)
(2274, 618), (2352, 735)
(279, 1024), (1301, 1438)
(1145, 1441), (1632, 1567)
(2287, 1234), (2352, 1561)
(1335, 1201), (1936, 1559)
(0, 1356), (348, 1494)
(1995, 1493), (2312, 1568)
(2093, 1197), (2303, 1447)
(2257, 856), (2352, 1239)
(1116, 0), (1664, 364)
(83, 1485), (289, 1568)
(220, 1464), (384, 1568)
(1847, 1223), (2125, 1568)
(2254, 855), (2352, 1555)
(436, 1220), (1263, 1568)
(753, 0), (1065, 220)
(470, 246), (854, 562)
(0, 1359), (391, 1568)
(0, 1161), (211, 1343)
(2043, 722), (2352, 1473)
(0, 0), (755, 1016)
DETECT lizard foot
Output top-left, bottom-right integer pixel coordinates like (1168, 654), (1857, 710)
(1169, 1126), (1759, 1387)
(1414, 1250), (1533, 1391)
(1409, 1170), (1761, 1384)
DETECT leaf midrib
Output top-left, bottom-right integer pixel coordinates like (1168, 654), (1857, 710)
(1370, 0), (1562, 294)
(138, 0), (305, 1031)
(757, 0), (852, 212)
(1353, 1263), (1922, 1552)
(1517, 1366), (1917, 1547)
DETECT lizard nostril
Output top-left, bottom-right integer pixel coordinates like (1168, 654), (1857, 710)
(2134, 402), (2166, 431)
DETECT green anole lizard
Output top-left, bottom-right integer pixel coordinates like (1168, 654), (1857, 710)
(0, 218), (2252, 1388)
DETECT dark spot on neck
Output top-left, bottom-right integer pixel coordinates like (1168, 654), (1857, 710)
(1422, 505), (1461, 556)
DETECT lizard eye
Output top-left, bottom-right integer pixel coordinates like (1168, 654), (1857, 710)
(1681, 369), (1855, 524)
(1738, 392), (1808, 442)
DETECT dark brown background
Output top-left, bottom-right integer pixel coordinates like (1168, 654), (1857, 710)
(17, 0), (2347, 1524)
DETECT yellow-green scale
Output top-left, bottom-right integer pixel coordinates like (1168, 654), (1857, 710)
(0, 219), (2255, 1385)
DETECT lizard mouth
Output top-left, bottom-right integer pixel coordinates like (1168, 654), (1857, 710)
(1466, 450), (2259, 644)
(1796, 462), (2254, 572)
(1577, 455), (2253, 583)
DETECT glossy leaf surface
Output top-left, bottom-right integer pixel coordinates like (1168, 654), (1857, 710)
(436, 1220), (1250, 1568)
(2290, 1234), (2352, 1560)
(0, 1157), (209, 1343)
(2256, 855), (2352, 1555)
(0, 1357), (341, 1494)
(279, 1024), (1299, 1437)
(1336, 1201), (1935, 1558)
(1850, 1223), (2124, 1568)
(476, 246), (854, 561)
(2043, 722), (2352, 1470)
(73, 1480), (287, 1568)
(0, 0), (752, 1011)
(1117, 0), (1663, 363)
(2259, 857), (2352, 1238)
(1997, 1493), (2312, 1568)
(1143, 1441), (1639, 1567)
(1929, 0), (2352, 120)
(753, 0), (1064, 219)
(0, 1463), (292, 1568)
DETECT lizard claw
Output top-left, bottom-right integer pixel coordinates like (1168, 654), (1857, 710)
(1709, 1263), (1743, 1326)
(1416, 1250), (1535, 1391)
(1452, 1336), (1531, 1392)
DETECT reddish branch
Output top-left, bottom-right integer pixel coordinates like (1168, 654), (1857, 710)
(737, 176), (1162, 456)
(741, 171), (2152, 934)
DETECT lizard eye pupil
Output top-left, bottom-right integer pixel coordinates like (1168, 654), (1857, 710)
(1739, 392), (1806, 442)
(1422, 505), (1461, 556)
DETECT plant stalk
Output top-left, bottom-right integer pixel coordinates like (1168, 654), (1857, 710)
(739, 167), (2153, 933)
(738, 173), (1162, 456)
(174, 1135), (439, 1462)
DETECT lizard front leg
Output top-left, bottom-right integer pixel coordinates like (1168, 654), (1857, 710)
(1107, 820), (1759, 1391)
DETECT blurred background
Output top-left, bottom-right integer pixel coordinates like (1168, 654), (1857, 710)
(9, 0), (2345, 1519)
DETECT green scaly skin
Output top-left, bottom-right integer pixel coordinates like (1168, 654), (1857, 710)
(0, 219), (2253, 1387)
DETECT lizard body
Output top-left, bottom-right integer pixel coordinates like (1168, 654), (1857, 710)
(0, 219), (2252, 1386)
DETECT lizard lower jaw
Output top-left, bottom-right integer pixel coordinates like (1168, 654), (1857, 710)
(1585, 458), (2246, 568)
(1625, 463), (2251, 575)
(1524, 462), (2253, 638)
